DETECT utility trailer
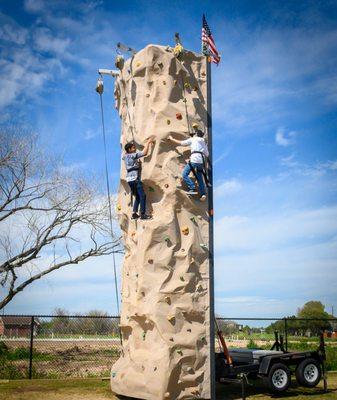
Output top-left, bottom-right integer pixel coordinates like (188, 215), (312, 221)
(215, 330), (327, 399)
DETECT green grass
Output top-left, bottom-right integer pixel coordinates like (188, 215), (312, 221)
(0, 375), (337, 400)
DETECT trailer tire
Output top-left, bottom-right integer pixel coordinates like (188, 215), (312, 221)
(295, 358), (321, 388)
(263, 363), (291, 393)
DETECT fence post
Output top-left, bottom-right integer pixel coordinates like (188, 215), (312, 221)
(29, 316), (34, 379)
(284, 318), (288, 352)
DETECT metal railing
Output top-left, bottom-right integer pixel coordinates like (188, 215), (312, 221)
(0, 314), (336, 379)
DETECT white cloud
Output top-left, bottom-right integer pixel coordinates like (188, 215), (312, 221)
(24, 0), (45, 13)
(214, 179), (242, 197)
(34, 28), (71, 55)
(275, 127), (298, 146)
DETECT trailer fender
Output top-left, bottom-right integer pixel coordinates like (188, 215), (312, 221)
(259, 356), (273, 375)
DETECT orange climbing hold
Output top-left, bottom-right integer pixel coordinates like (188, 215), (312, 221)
(181, 226), (189, 235)
(176, 113), (182, 120)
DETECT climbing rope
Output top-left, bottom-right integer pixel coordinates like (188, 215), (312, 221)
(96, 77), (123, 348)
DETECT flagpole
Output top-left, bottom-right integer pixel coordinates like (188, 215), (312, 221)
(206, 55), (216, 400)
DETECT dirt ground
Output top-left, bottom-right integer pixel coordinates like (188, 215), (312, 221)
(0, 374), (337, 400)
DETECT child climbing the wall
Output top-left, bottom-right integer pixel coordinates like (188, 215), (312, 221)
(168, 130), (208, 201)
(123, 138), (155, 220)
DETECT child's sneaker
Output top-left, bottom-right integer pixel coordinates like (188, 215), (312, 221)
(131, 213), (139, 220)
(186, 189), (198, 195)
(140, 214), (153, 220)
(200, 195), (207, 202)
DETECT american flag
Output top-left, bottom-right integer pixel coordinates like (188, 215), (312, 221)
(202, 14), (221, 65)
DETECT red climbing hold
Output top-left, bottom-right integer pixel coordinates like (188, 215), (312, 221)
(176, 113), (183, 120)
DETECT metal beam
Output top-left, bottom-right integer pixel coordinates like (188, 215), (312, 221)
(98, 69), (120, 77)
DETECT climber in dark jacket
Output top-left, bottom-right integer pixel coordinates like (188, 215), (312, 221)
(122, 137), (155, 220)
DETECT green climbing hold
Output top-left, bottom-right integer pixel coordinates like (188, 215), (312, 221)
(177, 349), (183, 355)
(190, 216), (196, 222)
(112, 372), (116, 378)
(149, 186), (155, 192)
(164, 236), (170, 242)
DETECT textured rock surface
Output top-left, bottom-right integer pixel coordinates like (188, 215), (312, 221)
(111, 44), (210, 400)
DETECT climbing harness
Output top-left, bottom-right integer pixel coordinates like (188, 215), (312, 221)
(96, 75), (123, 349)
(190, 151), (211, 188)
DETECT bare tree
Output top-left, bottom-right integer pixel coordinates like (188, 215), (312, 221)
(0, 128), (122, 310)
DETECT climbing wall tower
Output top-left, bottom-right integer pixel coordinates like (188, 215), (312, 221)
(111, 44), (211, 400)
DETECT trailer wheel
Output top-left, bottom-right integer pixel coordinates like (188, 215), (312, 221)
(296, 358), (321, 388)
(264, 363), (291, 393)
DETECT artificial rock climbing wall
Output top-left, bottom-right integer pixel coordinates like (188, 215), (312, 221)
(111, 44), (211, 400)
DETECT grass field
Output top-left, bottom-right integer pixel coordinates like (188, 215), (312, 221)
(0, 374), (337, 400)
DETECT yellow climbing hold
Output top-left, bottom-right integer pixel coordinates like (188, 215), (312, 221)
(184, 82), (191, 89)
(173, 43), (184, 58)
(192, 123), (199, 130)
(167, 315), (175, 324)
(117, 204), (121, 211)
(181, 226), (189, 235)
(136, 61), (141, 67)
(166, 119), (171, 125)
(131, 232), (136, 238)
(173, 79), (178, 86)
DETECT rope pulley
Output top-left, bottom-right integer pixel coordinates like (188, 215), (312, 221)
(96, 76), (104, 95)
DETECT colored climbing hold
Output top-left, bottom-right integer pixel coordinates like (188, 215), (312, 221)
(190, 216), (196, 222)
(176, 113), (183, 120)
(164, 183), (169, 188)
(164, 236), (170, 243)
(136, 61), (141, 67)
(181, 226), (189, 235)
(192, 122), (199, 130)
(173, 42), (184, 58)
(167, 315), (175, 323)
(111, 372), (116, 378)
(184, 82), (191, 89)
(173, 79), (178, 86)
(166, 119), (171, 125)
(117, 204), (121, 211)
(177, 349), (183, 355)
(148, 259), (153, 264)
(149, 186), (155, 192)
(197, 284), (203, 291)
(131, 232), (136, 238)
(201, 336), (206, 341)
(180, 276), (185, 281)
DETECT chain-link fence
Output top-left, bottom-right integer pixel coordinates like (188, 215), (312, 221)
(0, 315), (121, 379)
(1, 315), (336, 379)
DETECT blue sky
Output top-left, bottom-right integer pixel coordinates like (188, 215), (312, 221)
(1, 0), (336, 318)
